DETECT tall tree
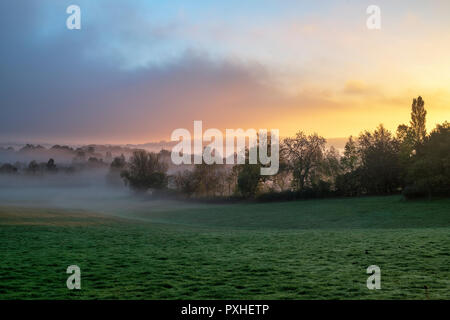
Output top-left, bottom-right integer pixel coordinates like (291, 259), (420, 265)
(410, 96), (427, 146)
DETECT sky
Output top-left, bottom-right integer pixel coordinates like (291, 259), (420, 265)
(0, 0), (449, 144)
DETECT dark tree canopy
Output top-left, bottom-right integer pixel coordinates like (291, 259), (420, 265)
(281, 132), (327, 191)
(121, 150), (168, 191)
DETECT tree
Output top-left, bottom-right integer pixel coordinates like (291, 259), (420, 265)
(110, 154), (126, 170)
(357, 124), (402, 194)
(336, 125), (402, 196)
(121, 150), (168, 192)
(336, 136), (363, 196)
(0, 163), (18, 174)
(173, 161), (228, 198)
(395, 96), (429, 188)
(410, 96), (427, 146)
(106, 154), (126, 186)
(225, 165), (240, 195)
(190, 162), (222, 197)
(173, 170), (198, 198)
(230, 142), (265, 198)
(320, 146), (342, 189)
(87, 157), (106, 168)
(397, 96), (428, 161)
(27, 160), (39, 174)
(406, 121), (450, 197)
(46, 158), (57, 172)
(335, 168), (364, 196)
(237, 163), (261, 198)
(340, 136), (360, 172)
(270, 160), (291, 192)
(281, 132), (326, 191)
(396, 124), (415, 164)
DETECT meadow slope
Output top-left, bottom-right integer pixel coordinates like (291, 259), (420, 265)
(0, 196), (449, 299)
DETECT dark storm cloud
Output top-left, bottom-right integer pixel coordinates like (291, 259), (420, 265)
(0, 1), (284, 143)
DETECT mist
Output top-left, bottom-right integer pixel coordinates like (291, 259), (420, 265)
(0, 173), (173, 225)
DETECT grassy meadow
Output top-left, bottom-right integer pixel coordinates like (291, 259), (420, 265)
(0, 196), (449, 299)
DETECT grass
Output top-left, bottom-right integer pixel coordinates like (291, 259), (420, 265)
(0, 196), (449, 299)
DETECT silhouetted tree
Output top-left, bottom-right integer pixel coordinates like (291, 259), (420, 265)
(121, 150), (168, 192)
(319, 146), (342, 189)
(396, 124), (415, 169)
(357, 124), (402, 194)
(237, 163), (261, 198)
(0, 163), (18, 174)
(335, 168), (364, 196)
(110, 154), (126, 170)
(106, 154), (127, 186)
(340, 136), (360, 172)
(177, 159), (228, 197)
(27, 160), (39, 174)
(397, 96), (428, 168)
(281, 132), (326, 191)
(410, 96), (427, 146)
(46, 158), (57, 172)
(405, 121), (450, 198)
(173, 170), (198, 198)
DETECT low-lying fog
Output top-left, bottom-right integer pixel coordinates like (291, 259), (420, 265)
(0, 169), (201, 221)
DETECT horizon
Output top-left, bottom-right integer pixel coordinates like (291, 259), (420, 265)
(0, 136), (350, 152)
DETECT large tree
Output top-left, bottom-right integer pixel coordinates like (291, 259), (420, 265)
(121, 150), (168, 191)
(281, 132), (326, 191)
(357, 124), (402, 194)
(406, 121), (450, 197)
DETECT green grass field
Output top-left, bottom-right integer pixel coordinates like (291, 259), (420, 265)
(0, 196), (449, 299)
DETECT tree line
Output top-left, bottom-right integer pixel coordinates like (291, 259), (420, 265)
(117, 96), (448, 200)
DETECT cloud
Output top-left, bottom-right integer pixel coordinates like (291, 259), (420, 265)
(0, 45), (285, 143)
(0, 2), (337, 143)
(0, 0), (448, 144)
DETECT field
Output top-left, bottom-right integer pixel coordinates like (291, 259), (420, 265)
(0, 196), (449, 299)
